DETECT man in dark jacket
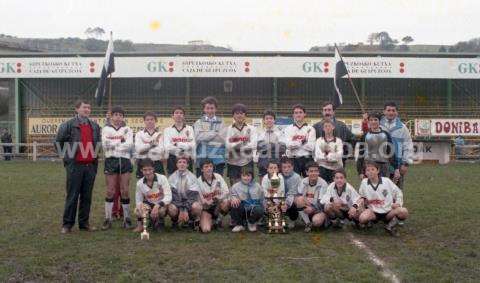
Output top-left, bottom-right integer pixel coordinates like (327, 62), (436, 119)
(1, 128), (13, 161)
(55, 99), (101, 234)
(313, 101), (355, 167)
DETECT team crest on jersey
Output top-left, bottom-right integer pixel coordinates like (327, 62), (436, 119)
(382, 189), (388, 197)
(346, 195), (350, 202)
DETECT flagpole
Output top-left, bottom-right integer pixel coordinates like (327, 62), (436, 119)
(108, 73), (112, 113)
(335, 45), (366, 113)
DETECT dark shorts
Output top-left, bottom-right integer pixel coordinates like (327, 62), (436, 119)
(293, 156), (313, 177)
(227, 161), (254, 179)
(136, 159), (165, 179)
(104, 157), (133, 175)
(320, 166), (335, 184)
(374, 212), (390, 223)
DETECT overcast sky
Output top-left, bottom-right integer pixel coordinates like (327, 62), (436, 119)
(1, 0), (478, 51)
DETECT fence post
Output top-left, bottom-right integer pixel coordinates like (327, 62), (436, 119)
(33, 141), (37, 162)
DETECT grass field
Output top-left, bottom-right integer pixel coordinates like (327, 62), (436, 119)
(1, 161), (479, 282)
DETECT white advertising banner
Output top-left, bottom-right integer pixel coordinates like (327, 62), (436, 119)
(1, 56), (480, 79)
(415, 119), (480, 137)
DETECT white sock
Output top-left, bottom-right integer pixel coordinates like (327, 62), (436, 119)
(299, 211), (311, 225)
(105, 201), (113, 220)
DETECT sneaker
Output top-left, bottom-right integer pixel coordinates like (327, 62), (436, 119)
(304, 223), (312, 233)
(385, 217), (399, 236)
(123, 218), (134, 229)
(247, 223), (257, 232)
(60, 226), (72, 234)
(213, 217), (223, 230)
(232, 225), (245, 232)
(398, 220), (405, 226)
(101, 219), (112, 230)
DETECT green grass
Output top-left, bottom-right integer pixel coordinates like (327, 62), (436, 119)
(0, 161), (479, 282)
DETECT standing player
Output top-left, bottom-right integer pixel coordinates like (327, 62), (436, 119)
(167, 157), (202, 229)
(194, 96), (227, 176)
(320, 169), (362, 228)
(230, 168), (264, 232)
(295, 162), (329, 232)
(313, 101), (355, 167)
(314, 120), (343, 183)
(358, 161), (409, 235)
(134, 111), (165, 178)
(101, 106), (134, 230)
(255, 110), (286, 178)
(381, 102), (414, 189)
(225, 103), (257, 185)
(284, 104), (316, 177)
(197, 159), (230, 233)
(164, 106), (196, 175)
(356, 112), (397, 178)
(133, 158), (172, 233)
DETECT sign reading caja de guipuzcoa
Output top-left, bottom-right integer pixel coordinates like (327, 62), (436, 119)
(415, 119), (480, 137)
(1, 56), (480, 79)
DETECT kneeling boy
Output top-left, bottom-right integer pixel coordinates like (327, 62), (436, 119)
(358, 161), (409, 235)
(230, 168), (264, 232)
(167, 157), (202, 229)
(134, 158), (172, 232)
(197, 159), (230, 233)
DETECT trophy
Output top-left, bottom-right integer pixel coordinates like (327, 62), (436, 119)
(266, 172), (287, 234)
(140, 203), (151, 240)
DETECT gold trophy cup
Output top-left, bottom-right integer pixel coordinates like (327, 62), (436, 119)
(267, 173), (287, 234)
(140, 203), (150, 240)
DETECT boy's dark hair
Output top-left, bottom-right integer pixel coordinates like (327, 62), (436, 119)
(280, 157), (294, 166)
(176, 156), (189, 163)
(241, 167), (254, 177)
(384, 101), (398, 110)
(263, 110), (276, 120)
(268, 159), (280, 168)
(143, 111), (157, 121)
(172, 106), (185, 115)
(139, 158), (154, 169)
(232, 103), (248, 115)
(74, 99), (90, 109)
(334, 168), (347, 178)
(200, 158), (214, 169)
(201, 96), (218, 108)
(292, 104), (306, 113)
(368, 112), (383, 120)
(111, 106), (125, 116)
(364, 160), (380, 170)
(305, 161), (319, 171)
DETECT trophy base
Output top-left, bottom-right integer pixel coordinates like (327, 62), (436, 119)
(140, 231), (150, 240)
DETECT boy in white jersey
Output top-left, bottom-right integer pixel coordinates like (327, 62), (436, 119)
(101, 106), (134, 230)
(295, 162), (328, 232)
(167, 157), (202, 229)
(197, 159), (230, 233)
(284, 104), (316, 177)
(135, 112), (166, 179)
(320, 169), (362, 228)
(358, 161), (409, 235)
(164, 106), (196, 175)
(256, 110), (286, 178)
(225, 103), (257, 185)
(314, 120), (343, 183)
(133, 158), (172, 233)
